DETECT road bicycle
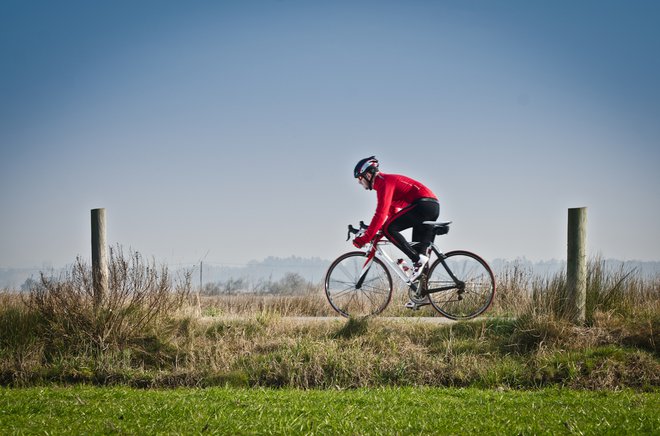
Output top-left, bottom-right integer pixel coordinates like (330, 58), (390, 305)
(324, 221), (495, 320)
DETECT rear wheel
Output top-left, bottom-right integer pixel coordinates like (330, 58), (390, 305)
(426, 250), (495, 320)
(325, 252), (393, 317)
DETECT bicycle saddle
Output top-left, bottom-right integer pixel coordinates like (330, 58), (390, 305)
(423, 221), (452, 235)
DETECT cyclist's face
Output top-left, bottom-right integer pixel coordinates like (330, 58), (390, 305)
(358, 174), (371, 190)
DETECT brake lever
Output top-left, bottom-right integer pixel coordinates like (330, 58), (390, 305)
(347, 222), (369, 241)
(346, 225), (358, 241)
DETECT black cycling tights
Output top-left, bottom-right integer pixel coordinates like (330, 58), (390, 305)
(383, 198), (440, 263)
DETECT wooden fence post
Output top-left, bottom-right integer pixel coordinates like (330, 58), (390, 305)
(91, 208), (108, 308)
(566, 207), (587, 324)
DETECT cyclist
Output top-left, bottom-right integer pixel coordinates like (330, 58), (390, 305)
(352, 156), (440, 281)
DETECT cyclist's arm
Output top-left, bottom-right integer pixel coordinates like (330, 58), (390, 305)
(362, 177), (395, 241)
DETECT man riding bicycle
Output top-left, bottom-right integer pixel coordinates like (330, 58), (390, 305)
(352, 156), (440, 282)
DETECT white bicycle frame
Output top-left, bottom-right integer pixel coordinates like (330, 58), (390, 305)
(356, 231), (443, 288)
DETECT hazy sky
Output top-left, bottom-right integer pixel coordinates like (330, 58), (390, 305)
(1, 0), (659, 269)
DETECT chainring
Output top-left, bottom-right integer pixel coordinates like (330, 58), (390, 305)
(408, 277), (430, 305)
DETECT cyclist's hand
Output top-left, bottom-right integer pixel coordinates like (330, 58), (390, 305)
(353, 235), (368, 248)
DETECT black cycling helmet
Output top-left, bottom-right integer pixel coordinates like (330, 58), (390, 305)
(354, 156), (379, 179)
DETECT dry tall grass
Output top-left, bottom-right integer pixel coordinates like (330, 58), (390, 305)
(28, 248), (190, 352)
(492, 257), (659, 321)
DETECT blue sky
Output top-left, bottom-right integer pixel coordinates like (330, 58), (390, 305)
(1, 0), (659, 269)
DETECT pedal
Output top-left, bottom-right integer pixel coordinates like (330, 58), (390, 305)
(404, 300), (430, 311)
(404, 301), (419, 310)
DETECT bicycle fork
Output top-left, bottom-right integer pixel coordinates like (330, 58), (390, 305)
(355, 250), (377, 289)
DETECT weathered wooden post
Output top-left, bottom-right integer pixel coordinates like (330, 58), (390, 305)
(91, 208), (108, 308)
(566, 207), (587, 324)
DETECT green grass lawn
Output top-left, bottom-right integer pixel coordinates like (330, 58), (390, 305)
(1, 387), (658, 435)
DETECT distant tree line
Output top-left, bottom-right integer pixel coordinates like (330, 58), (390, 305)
(200, 272), (314, 295)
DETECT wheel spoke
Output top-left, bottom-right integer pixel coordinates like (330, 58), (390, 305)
(336, 263), (357, 282)
(361, 288), (377, 306)
(332, 285), (358, 299)
(361, 285), (390, 295)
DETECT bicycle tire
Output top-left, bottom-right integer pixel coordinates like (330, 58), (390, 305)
(426, 250), (495, 320)
(324, 251), (393, 318)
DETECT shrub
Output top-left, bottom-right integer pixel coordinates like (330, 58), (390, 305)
(26, 247), (191, 354)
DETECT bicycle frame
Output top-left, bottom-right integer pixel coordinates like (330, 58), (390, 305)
(356, 234), (410, 287)
(356, 233), (463, 296)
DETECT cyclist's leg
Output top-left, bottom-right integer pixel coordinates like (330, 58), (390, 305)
(411, 201), (440, 255)
(384, 212), (419, 262)
(384, 201), (432, 263)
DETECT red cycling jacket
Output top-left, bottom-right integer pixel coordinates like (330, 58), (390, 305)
(361, 172), (437, 242)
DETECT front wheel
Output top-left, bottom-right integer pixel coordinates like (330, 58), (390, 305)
(325, 252), (393, 318)
(426, 250), (495, 320)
